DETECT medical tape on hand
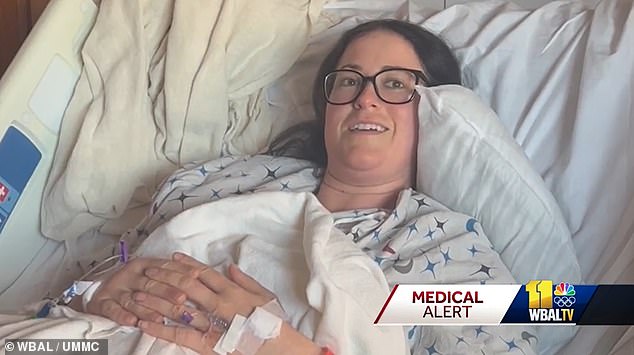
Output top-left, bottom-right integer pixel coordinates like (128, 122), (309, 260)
(60, 280), (95, 305)
(214, 300), (286, 355)
(260, 299), (288, 321)
(235, 306), (283, 355)
(213, 314), (247, 355)
(80, 280), (102, 312)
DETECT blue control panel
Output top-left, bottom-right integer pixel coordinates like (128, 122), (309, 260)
(0, 126), (42, 233)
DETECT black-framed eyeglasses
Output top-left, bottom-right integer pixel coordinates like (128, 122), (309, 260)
(323, 68), (428, 105)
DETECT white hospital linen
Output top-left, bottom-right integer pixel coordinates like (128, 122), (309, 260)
(40, 0), (326, 241)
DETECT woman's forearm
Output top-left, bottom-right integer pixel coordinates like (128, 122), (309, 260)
(257, 322), (322, 355)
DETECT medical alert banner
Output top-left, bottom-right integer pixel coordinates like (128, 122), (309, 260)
(374, 282), (634, 325)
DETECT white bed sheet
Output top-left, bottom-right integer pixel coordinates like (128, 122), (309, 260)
(0, 229), (117, 313)
(428, 0), (634, 285)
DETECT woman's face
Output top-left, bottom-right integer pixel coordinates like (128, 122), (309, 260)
(324, 30), (422, 185)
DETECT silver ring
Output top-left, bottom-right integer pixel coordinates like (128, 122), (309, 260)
(207, 313), (229, 333)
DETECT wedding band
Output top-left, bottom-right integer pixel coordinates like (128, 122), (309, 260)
(207, 313), (229, 333)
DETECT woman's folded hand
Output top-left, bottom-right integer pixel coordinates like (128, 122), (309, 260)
(134, 252), (321, 355)
(137, 252), (275, 321)
(84, 257), (188, 326)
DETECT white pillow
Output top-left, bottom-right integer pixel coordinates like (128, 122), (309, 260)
(415, 84), (582, 285)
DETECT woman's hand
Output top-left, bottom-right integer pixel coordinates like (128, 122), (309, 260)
(134, 252), (321, 355)
(85, 257), (189, 326)
(134, 252), (275, 330)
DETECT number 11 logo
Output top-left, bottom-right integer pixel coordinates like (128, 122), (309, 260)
(526, 280), (553, 309)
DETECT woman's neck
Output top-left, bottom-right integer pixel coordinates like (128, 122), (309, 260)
(316, 170), (410, 212)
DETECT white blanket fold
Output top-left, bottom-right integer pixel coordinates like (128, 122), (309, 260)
(41, 0), (325, 241)
(136, 191), (406, 355)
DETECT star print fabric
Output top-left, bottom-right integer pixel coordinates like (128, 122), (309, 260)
(120, 155), (538, 354)
(331, 190), (539, 355)
(121, 155), (321, 251)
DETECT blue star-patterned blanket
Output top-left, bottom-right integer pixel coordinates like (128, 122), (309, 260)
(124, 155), (539, 355)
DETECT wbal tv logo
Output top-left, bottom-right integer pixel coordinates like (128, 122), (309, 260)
(526, 280), (575, 322)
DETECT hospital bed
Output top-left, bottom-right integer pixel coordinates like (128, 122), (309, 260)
(0, 0), (631, 354)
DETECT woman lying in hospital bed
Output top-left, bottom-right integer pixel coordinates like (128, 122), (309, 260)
(80, 21), (478, 354)
(1, 19), (580, 355)
(0, 13), (578, 354)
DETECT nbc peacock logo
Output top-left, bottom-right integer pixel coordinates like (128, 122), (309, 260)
(554, 282), (575, 296)
(553, 282), (576, 308)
